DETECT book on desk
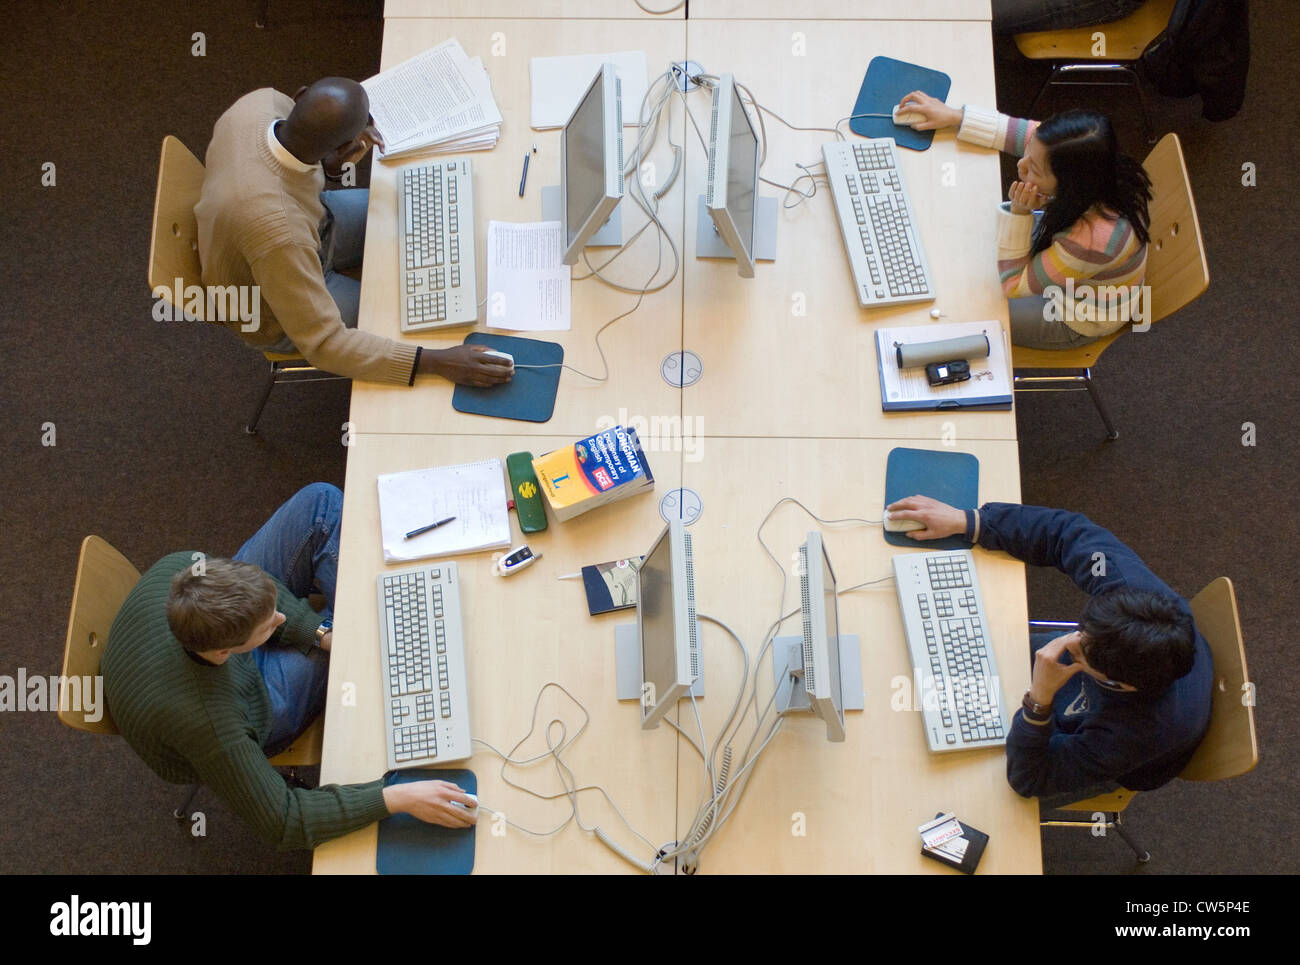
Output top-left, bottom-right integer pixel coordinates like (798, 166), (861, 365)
(875, 320), (1013, 411)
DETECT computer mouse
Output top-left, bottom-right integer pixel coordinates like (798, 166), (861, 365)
(481, 349), (514, 367)
(892, 104), (926, 126)
(883, 509), (925, 533)
(450, 793), (478, 812)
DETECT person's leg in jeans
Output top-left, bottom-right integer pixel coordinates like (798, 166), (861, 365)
(1008, 293), (1103, 350)
(991, 0), (1148, 34)
(233, 483), (343, 754)
(318, 188), (369, 329)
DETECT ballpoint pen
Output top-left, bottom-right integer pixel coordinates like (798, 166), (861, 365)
(404, 516), (456, 539)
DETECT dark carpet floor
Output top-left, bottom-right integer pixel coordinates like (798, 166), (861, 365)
(0, 0), (1293, 875)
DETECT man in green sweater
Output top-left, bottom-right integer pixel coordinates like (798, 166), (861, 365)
(102, 484), (476, 850)
(195, 77), (511, 388)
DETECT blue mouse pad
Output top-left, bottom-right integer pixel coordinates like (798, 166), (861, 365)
(850, 56), (952, 152)
(377, 768), (476, 875)
(884, 448), (979, 550)
(452, 333), (563, 423)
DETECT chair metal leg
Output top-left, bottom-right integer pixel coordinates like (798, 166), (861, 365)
(1113, 813), (1151, 863)
(256, 0), (269, 28)
(173, 784), (201, 821)
(246, 364), (278, 434)
(1028, 68), (1055, 119)
(1082, 367), (1119, 441)
(1132, 68), (1157, 144)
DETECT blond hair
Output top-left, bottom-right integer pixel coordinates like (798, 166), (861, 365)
(166, 558), (277, 653)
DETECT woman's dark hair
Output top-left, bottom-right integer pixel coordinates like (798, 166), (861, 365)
(1030, 110), (1152, 256)
(1078, 588), (1196, 693)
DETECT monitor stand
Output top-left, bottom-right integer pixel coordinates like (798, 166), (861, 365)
(695, 195), (778, 262)
(614, 623), (704, 702)
(541, 186), (623, 247)
(771, 634), (864, 715)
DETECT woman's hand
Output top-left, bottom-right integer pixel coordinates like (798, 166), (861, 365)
(1008, 180), (1049, 215)
(897, 91), (963, 131)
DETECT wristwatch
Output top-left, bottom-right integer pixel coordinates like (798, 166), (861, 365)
(1021, 690), (1052, 723)
(315, 619), (333, 647)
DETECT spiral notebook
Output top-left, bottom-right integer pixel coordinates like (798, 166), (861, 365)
(377, 459), (512, 563)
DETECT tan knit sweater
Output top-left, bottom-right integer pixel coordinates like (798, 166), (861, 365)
(195, 88), (418, 384)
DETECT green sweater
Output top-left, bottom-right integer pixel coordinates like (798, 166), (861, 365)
(102, 552), (390, 850)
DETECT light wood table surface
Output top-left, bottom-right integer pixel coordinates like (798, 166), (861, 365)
(688, 0), (991, 20)
(315, 5), (1039, 874)
(313, 432), (684, 873)
(679, 17), (1015, 440)
(347, 19), (689, 438)
(671, 436), (1039, 873)
(384, 0), (687, 20)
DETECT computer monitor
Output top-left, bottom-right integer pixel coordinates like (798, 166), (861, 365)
(560, 62), (624, 266)
(636, 519), (700, 730)
(705, 73), (760, 278)
(799, 532), (845, 742)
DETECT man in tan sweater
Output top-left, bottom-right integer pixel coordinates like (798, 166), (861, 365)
(196, 77), (511, 387)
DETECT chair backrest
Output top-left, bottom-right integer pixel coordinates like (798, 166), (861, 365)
(1142, 133), (1209, 324)
(1180, 577), (1259, 782)
(148, 135), (207, 319)
(1014, 0), (1177, 61)
(61, 536), (140, 734)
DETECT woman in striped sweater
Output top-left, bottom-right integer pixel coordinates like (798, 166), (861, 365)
(899, 93), (1153, 350)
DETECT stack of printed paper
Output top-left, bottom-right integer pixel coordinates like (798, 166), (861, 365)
(363, 39), (502, 159)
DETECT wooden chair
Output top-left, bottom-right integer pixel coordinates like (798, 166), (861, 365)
(1011, 132), (1208, 440)
(148, 135), (344, 434)
(1014, 0), (1177, 144)
(60, 536), (325, 820)
(1036, 577), (1259, 864)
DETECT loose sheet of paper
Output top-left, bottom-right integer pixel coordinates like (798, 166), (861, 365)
(377, 459), (511, 563)
(529, 50), (649, 129)
(485, 221), (572, 331)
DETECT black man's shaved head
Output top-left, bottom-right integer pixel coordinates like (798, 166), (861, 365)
(280, 77), (371, 163)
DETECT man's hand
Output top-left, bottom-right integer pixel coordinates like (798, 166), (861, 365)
(420, 345), (514, 387)
(1029, 633), (1086, 707)
(897, 91), (963, 131)
(382, 780), (478, 828)
(322, 123), (384, 179)
(1008, 180), (1049, 216)
(884, 495), (966, 540)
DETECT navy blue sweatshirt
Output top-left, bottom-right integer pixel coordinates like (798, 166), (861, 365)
(974, 504), (1213, 798)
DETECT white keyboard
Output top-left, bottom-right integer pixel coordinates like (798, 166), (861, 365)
(893, 550), (1008, 752)
(377, 562), (472, 769)
(398, 158), (479, 331)
(822, 139), (935, 308)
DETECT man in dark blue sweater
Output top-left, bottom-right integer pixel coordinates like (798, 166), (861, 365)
(885, 497), (1213, 803)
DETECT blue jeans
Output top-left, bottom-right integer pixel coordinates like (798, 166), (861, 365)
(263, 188), (368, 354)
(1009, 294), (1102, 350)
(991, 0), (1147, 34)
(233, 483), (343, 755)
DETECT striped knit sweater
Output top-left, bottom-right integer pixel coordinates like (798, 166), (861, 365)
(195, 88), (419, 384)
(957, 106), (1148, 337)
(102, 552), (390, 850)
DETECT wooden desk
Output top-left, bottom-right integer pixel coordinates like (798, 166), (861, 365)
(314, 432), (684, 873)
(679, 17), (1014, 440)
(673, 436), (1039, 873)
(688, 0), (990, 20)
(384, 0), (686, 19)
(315, 6), (1039, 874)
(347, 19), (689, 438)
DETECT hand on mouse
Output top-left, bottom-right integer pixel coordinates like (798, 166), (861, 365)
(421, 344), (514, 387)
(896, 91), (962, 131)
(382, 779), (478, 828)
(884, 495), (966, 540)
